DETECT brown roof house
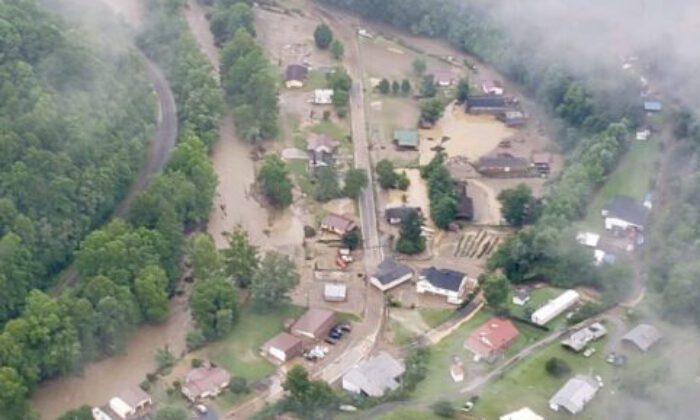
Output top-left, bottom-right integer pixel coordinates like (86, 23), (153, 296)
(182, 365), (231, 402)
(291, 308), (336, 339)
(285, 64), (309, 88)
(264, 332), (304, 363)
(464, 318), (520, 360)
(320, 213), (357, 236)
(476, 153), (531, 178)
(108, 387), (152, 419)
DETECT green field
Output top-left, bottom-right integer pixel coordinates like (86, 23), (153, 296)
(375, 409), (443, 420)
(582, 138), (660, 230)
(204, 304), (305, 381)
(419, 308), (455, 329)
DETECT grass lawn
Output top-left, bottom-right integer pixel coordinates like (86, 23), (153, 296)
(306, 70), (327, 90)
(204, 304), (305, 382)
(310, 120), (349, 141)
(418, 307), (455, 329)
(288, 160), (314, 195)
(375, 409), (443, 420)
(582, 138), (660, 230)
(389, 319), (418, 346)
(471, 337), (614, 419)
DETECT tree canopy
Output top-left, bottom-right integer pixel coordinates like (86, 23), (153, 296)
(257, 155), (294, 208)
(396, 210), (426, 255)
(313, 24), (333, 49)
(250, 252), (300, 310)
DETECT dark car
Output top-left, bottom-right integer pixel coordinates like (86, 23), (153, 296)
(338, 323), (352, 333)
(324, 337), (338, 345)
(329, 330), (342, 339)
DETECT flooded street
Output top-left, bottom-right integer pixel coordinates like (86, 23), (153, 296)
(419, 102), (516, 165)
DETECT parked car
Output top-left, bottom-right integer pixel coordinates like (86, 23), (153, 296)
(324, 337), (338, 345)
(329, 330), (342, 339)
(195, 404), (208, 414)
(337, 323), (352, 333)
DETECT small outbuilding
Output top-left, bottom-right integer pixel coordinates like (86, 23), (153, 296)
(324, 283), (348, 302)
(511, 288), (531, 306)
(549, 374), (599, 415)
(182, 365), (232, 402)
(264, 332), (303, 362)
(497, 110), (528, 127)
(622, 323), (662, 352)
(500, 407), (544, 420)
(313, 89), (334, 105)
(370, 258), (413, 292)
(291, 308), (336, 340)
(531, 290), (580, 326)
(432, 70), (455, 87)
(464, 317), (520, 360)
(393, 129), (420, 150)
(643, 99), (662, 113)
(342, 352), (405, 397)
(108, 388), (152, 419)
(320, 213), (357, 236)
(285, 64), (309, 88)
(531, 152), (552, 176)
(476, 153), (531, 178)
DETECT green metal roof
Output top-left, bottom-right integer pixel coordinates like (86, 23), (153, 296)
(393, 129), (419, 147)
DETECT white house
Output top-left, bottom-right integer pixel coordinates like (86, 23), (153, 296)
(576, 232), (600, 248)
(549, 375), (599, 415)
(313, 89), (334, 105)
(370, 259), (413, 291)
(342, 352), (405, 397)
(601, 195), (648, 231)
(500, 407), (544, 420)
(531, 290), (579, 326)
(108, 388), (152, 419)
(417, 267), (471, 305)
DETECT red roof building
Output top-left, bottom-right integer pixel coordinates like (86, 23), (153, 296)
(464, 318), (519, 359)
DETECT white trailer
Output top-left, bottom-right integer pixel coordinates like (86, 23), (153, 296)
(531, 290), (580, 326)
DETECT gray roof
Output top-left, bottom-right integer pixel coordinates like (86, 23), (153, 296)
(343, 352), (405, 397)
(373, 259), (412, 285)
(466, 95), (508, 109)
(385, 206), (421, 223)
(622, 323), (662, 352)
(561, 322), (608, 352)
(477, 153), (530, 171)
(603, 195), (648, 226)
(286, 64), (309, 82)
(643, 100), (662, 111)
(549, 375), (599, 415)
(420, 267), (465, 292)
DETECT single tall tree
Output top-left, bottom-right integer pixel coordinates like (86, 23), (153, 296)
(313, 24), (333, 49)
(482, 271), (510, 309)
(189, 277), (238, 339)
(250, 252), (300, 310)
(223, 226), (258, 288)
(282, 366), (337, 420)
(257, 155), (293, 208)
(497, 183), (541, 227)
(330, 40), (344, 60)
(396, 211), (426, 255)
(344, 168), (368, 199)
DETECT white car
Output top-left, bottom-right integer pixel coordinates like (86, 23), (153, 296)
(195, 404), (208, 414)
(595, 375), (604, 388)
(583, 347), (596, 358)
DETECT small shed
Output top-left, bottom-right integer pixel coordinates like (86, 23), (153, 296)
(313, 89), (334, 105)
(482, 80), (504, 96)
(433, 70), (455, 87)
(264, 332), (303, 362)
(108, 387), (152, 420)
(497, 110), (528, 127)
(393, 129), (420, 150)
(324, 283), (348, 302)
(643, 99), (662, 113)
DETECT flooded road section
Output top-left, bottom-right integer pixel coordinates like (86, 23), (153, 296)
(419, 102), (516, 165)
(184, 0), (304, 252)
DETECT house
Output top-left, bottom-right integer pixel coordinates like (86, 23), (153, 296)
(285, 64), (308, 88)
(476, 153), (531, 178)
(324, 283), (347, 302)
(561, 322), (608, 352)
(264, 332), (303, 362)
(511, 287), (531, 306)
(601, 195), (648, 231)
(636, 127), (651, 141)
(499, 407), (544, 420)
(92, 407), (113, 420)
(417, 267), (471, 304)
(313, 89), (334, 105)
(308, 149), (334, 174)
(393, 129), (420, 150)
(465, 95), (509, 114)
(531, 290), (580, 326)
(482, 80), (504, 96)
(432, 70), (455, 87)
(320, 213), (357, 236)
(342, 352), (405, 397)
(307, 134), (339, 174)
(622, 323), (662, 352)
(549, 375), (599, 415)
(385, 206), (421, 225)
(182, 365), (231, 402)
(454, 181), (474, 221)
(464, 318), (520, 360)
(108, 388), (152, 419)
(291, 308), (336, 339)
(370, 258), (413, 291)
(497, 110), (528, 127)
(576, 232), (600, 248)
(643, 99), (662, 113)
(531, 152), (552, 176)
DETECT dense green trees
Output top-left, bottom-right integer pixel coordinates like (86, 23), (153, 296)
(497, 184), (542, 227)
(210, 1), (255, 46)
(250, 252), (300, 310)
(314, 24), (334, 49)
(481, 272), (510, 309)
(376, 159), (410, 190)
(282, 365), (338, 420)
(420, 98), (445, 124)
(396, 211), (426, 255)
(331, 40), (345, 60)
(223, 226), (258, 288)
(314, 166), (342, 202)
(343, 168), (369, 199)
(456, 78), (470, 103)
(257, 155), (294, 208)
(189, 277), (238, 339)
(422, 153), (458, 229)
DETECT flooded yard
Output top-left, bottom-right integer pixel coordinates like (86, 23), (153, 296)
(419, 102), (517, 165)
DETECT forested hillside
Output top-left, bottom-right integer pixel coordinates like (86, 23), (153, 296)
(0, 0), (156, 324)
(0, 0), (222, 417)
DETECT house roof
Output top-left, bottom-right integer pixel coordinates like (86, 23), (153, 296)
(513, 288), (531, 301)
(576, 232), (600, 247)
(643, 100), (662, 111)
(343, 352), (405, 397)
(307, 134), (339, 152)
(482, 80), (503, 90)
(622, 323), (662, 351)
(285, 64), (309, 82)
(433, 70), (455, 84)
(264, 332), (302, 353)
(549, 375), (599, 414)
(420, 267), (466, 292)
(113, 387), (150, 409)
(531, 152), (552, 165)
(314, 89), (334, 103)
(603, 195), (648, 226)
(321, 213), (356, 233)
(324, 283), (347, 299)
(393, 129), (419, 147)
(184, 366), (231, 398)
(561, 322), (608, 352)
(465, 318), (520, 357)
(477, 153), (530, 171)
(372, 258), (413, 285)
(291, 308), (335, 336)
(454, 182), (473, 220)
(502, 110), (526, 120)
(500, 407), (544, 420)
(385, 206), (421, 222)
(466, 95), (508, 109)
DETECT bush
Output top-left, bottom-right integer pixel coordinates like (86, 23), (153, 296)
(186, 329), (206, 351)
(140, 380), (151, 391)
(191, 358), (203, 368)
(431, 400), (455, 418)
(229, 377), (249, 394)
(545, 357), (571, 378)
(146, 373), (158, 383)
(303, 225), (317, 238)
